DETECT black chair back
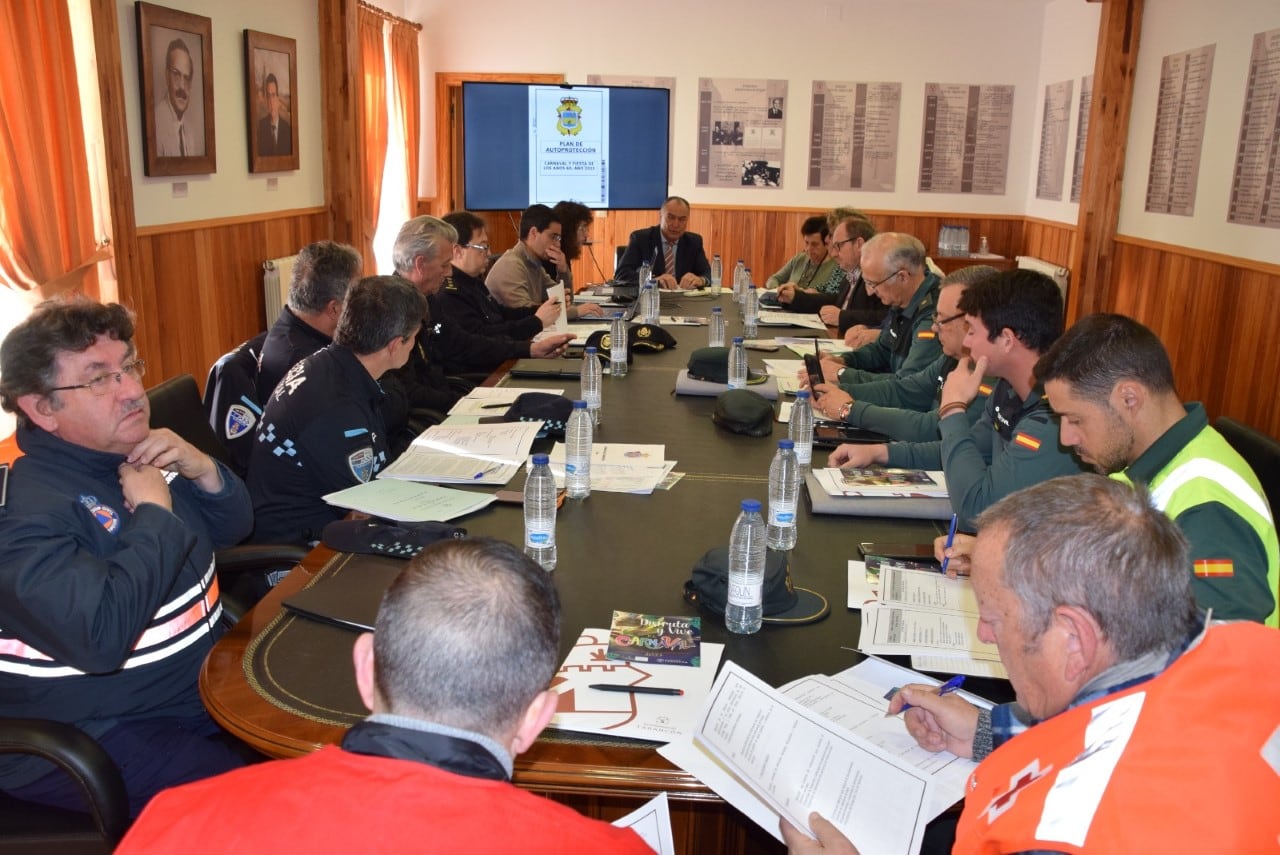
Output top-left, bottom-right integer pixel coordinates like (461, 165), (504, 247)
(146, 374), (229, 467)
(1216, 416), (1280, 519)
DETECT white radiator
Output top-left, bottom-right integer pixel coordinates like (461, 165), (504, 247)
(262, 255), (298, 327)
(1016, 255), (1070, 302)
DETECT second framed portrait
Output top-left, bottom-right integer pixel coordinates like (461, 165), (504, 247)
(245, 30), (299, 173)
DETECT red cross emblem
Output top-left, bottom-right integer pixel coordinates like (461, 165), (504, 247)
(982, 759), (1053, 824)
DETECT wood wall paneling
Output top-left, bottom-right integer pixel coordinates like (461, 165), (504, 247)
(135, 209), (329, 389)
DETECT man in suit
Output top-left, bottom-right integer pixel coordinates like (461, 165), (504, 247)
(615, 196), (712, 289)
(256, 73), (292, 157)
(153, 37), (202, 158)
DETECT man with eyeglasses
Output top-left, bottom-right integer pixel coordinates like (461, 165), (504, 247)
(0, 298), (253, 815)
(818, 232), (943, 387)
(812, 265), (999, 441)
(436, 211), (563, 341)
(829, 269), (1086, 530)
(153, 37), (203, 158)
(485, 205), (603, 320)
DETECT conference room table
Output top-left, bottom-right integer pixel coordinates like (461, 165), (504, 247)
(199, 291), (991, 853)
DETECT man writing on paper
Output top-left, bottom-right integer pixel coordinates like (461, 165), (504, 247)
(783, 474), (1280, 854)
(817, 232), (942, 385)
(812, 265), (998, 441)
(248, 276), (424, 546)
(0, 298), (253, 814)
(828, 269), (1085, 529)
(615, 195), (712, 289)
(119, 538), (653, 854)
(485, 205), (602, 319)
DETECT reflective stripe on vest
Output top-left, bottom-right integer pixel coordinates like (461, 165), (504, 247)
(0, 558), (220, 678)
(1148, 457), (1273, 524)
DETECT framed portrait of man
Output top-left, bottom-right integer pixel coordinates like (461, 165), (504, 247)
(136, 2), (216, 176)
(245, 30), (299, 173)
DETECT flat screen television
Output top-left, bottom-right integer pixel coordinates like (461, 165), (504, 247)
(461, 81), (670, 211)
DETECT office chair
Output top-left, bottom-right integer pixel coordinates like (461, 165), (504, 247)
(1216, 417), (1280, 520)
(146, 374), (307, 622)
(0, 718), (130, 853)
(203, 332), (267, 479)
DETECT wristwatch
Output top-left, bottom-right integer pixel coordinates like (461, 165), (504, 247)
(837, 401), (852, 421)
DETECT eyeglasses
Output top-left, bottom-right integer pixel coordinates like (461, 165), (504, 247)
(464, 243), (490, 253)
(864, 269), (903, 292)
(831, 237), (856, 252)
(49, 360), (147, 397)
(933, 311), (966, 328)
(547, 233), (563, 243)
(167, 66), (193, 86)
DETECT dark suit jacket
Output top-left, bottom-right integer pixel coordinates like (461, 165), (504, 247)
(257, 116), (293, 156)
(615, 226), (711, 285)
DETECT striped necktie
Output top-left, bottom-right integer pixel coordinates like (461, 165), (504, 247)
(663, 241), (676, 279)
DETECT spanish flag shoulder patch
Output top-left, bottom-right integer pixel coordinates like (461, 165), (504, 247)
(1193, 559), (1234, 578)
(1013, 432), (1041, 451)
(917, 330), (936, 340)
(978, 383), (993, 396)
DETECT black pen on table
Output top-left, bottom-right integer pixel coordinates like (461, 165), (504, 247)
(479, 401), (515, 409)
(589, 683), (684, 696)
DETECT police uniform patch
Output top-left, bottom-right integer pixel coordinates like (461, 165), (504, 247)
(225, 403), (257, 440)
(80, 495), (121, 534)
(348, 446), (376, 482)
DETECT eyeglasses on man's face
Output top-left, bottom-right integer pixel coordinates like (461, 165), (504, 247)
(464, 243), (490, 253)
(167, 66), (193, 86)
(864, 269), (903, 292)
(49, 359), (147, 397)
(933, 311), (966, 329)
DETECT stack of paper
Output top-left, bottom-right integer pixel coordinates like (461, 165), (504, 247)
(659, 658), (991, 850)
(757, 309), (827, 330)
(543, 443), (674, 494)
(378, 422), (542, 486)
(763, 358), (805, 396)
(848, 561), (1008, 679)
(322, 479), (494, 522)
(814, 467), (949, 498)
(446, 386), (564, 417)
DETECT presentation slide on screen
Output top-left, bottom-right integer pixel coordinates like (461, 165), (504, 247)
(530, 86), (610, 207)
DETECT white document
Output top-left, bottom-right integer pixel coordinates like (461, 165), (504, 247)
(537, 321), (610, 343)
(911, 654), (1009, 681)
(321, 479), (495, 522)
(686, 662), (932, 854)
(661, 315), (708, 326)
(758, 309), (828, 330)
(446, 386), (564, 417)
(847, 560), (881, 609)
(878, 565), (979, 616)
(764, 358), (805, 396)
(543, 443), (672, 494)
(780, 673), (978, 820)
(378, 421), (542, 485)
(612, 792), (674, 855)
(777, 400), (794, 423)
(778, 336), (847, 357)
(549, 629), (725, 743)
(547, 283), (570, 333)
(858, 603), (1001, 662)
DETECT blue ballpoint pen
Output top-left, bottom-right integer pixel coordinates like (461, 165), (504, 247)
(894, 674), (966, 714)
(939, 513), (959, 575)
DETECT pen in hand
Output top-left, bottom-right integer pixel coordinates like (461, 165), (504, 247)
(887, 674), (966, 715)
(940, 513), (959, 575)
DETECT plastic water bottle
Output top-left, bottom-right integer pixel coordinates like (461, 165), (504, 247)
(610, 312), (628, 378)
(733, 259), (746, 303)
(638, 260), (651, 288)
(565, 400), (592, 499)
(524, 453), (557, 570)
(743, 285), (759, 338)
(790, 389), (814, 473)
(726, 499), (766, 634)
(740, 268), (754, 316)
(581, 346), (602, 425)
(711, 254), (723, 294)
(709, 306), (726, 347)
(768, 439), (799, 550)
(641, 283), (660, 325)
(728, 336), (747, 390)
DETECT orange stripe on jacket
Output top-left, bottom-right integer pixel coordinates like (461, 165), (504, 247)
(1193, 559), (1234, 578)
(1013, 432), (1041, 451)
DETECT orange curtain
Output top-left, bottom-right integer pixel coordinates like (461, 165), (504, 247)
(388, 20), (420, 221)
(0, 2), (98, 299)
(358, 8), (388, 271)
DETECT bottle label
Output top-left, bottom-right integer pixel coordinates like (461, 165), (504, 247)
(794, 443), (812, 465)
(566, 460), (587, 475)
(769, 502), (796, 526)
(526, 529), (552, 547)
(727, 579), (762, 607)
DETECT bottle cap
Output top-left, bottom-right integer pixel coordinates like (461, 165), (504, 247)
(572, 400), (587, 409)
(585, 346), (597, 354)
(613, 311), (625, 319)
(740, 498), (762, 513)
(732, 336), (744, 344)
(532, 453), (549, 465)
(779, 439), (794, 450)
(796, 389), (810, 400)
(712, 306), (722, 313)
